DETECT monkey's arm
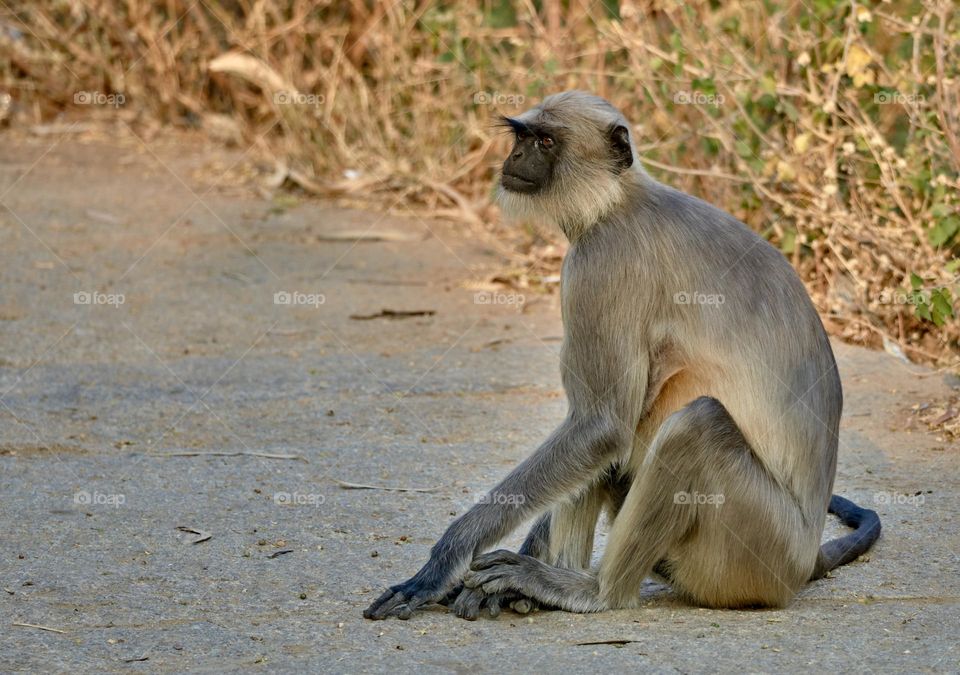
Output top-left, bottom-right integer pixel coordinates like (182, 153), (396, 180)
(363, 413), (626, 620)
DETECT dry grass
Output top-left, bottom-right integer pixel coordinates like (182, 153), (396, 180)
(1, 0), (958, 366)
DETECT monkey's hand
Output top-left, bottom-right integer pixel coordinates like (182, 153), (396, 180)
(448, 583), (539, 620)
(363, 562), (455, 620)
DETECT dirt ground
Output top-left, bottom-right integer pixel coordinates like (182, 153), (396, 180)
(0, 128), (958, 673)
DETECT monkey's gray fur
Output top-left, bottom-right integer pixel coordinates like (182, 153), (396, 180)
(364, 90), (880, 621)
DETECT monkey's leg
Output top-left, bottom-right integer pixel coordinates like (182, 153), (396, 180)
(548, 484), (605, 569)
(600, 396), (809, 609)
(464, 397), (808, 612)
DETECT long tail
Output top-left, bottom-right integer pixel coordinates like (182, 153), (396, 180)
(809, 494), (881, 580)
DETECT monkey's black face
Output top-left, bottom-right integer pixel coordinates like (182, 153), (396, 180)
(500, 120), (559, 195)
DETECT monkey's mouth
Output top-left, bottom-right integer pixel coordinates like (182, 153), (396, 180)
(501, 172), (539, 194)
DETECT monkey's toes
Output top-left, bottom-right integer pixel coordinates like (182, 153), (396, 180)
(511, 597), (535, 614)
(452, 586), (486, 620)
(451, 586), (521, 620)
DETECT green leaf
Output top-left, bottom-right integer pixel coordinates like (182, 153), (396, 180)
(931, 289), (954, 319)
(910, 272), (923, 290)
(928, 216), (960, 247)
(484, 0), (517, 28)
(600, 0), (620, 19)
(692, 77), (717, 95)
(930, 203), (952, 218)
(780, 100), (800, 122)
(701, 136), (721, 156)
(780, 228), (797, 254)
(758, 93), (778, 110)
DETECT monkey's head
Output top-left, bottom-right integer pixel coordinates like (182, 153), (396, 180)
(498, 91), (641, 240)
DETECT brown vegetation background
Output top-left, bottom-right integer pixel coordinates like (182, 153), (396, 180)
(1, 0), (958, 366)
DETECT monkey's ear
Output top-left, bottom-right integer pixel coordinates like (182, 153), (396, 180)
(610, 125), (633, 170)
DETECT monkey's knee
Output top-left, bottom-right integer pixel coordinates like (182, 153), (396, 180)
(642, 396), (744, 470)
(667, 396), (739, 438)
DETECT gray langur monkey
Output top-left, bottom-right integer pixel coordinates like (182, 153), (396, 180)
(364, 90), (881, 621)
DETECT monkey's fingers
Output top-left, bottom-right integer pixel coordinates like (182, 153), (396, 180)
(396, 593), (432, 620)
(464, 562), (527, 597)
(470, 549), (524, 571)
(363, 587), (408, 620)
(437, 583), (466, 607)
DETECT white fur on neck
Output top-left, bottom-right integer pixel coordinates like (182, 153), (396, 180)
(498, 169), (627, 241)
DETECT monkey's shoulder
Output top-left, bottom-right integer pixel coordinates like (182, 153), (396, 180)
(634, 183), (798, 275)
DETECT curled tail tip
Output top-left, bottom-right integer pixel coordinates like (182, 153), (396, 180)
(811, 493), (882, 580)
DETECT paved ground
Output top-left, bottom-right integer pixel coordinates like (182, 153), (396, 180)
(0, 129), (958, 673)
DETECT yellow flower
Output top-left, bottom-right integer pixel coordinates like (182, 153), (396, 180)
(845, 45), (875, 88)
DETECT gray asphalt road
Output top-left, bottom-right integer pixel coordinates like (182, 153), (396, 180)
(1, 130), (958, 673)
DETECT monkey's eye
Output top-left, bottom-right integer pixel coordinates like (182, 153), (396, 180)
(539, 136), (555, 148)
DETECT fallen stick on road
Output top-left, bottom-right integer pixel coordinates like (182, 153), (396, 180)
(335, 479), (441, 493)
(176, 526), (213, 544)
(12, 622), (67, 634)
(348, 309), (436, 320)
(150, 451), (305, 461)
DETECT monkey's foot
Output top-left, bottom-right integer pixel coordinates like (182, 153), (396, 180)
(463, 550), (605, 614)
(449, 583), (538, 620)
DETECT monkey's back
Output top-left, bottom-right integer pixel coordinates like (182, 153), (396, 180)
(577, 180), (842, 526)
